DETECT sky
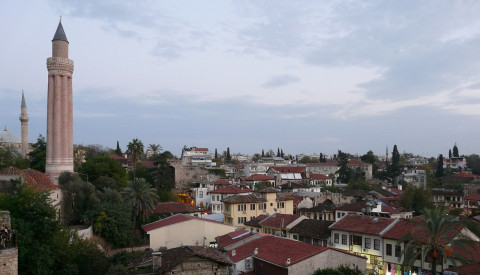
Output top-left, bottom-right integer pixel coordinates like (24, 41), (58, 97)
(1, 0), (480, 158)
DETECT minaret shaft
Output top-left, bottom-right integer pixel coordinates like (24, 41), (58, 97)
(45, 21), (74, 184)
(19, 91), (29, 157)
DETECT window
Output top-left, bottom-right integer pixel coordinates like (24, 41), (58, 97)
(395, 245), (401, 257)
(250, 216), (255, 221)
(386, 244), (392, 256)
(352, 235), (362, 246)
(212, 195), (215, 201)
(199, 191), (203, 198)
(277, 202), (285, 209)
(258, 203), (264, 210)
(374, 239), (380, 250)
(337, 212), (341, 218)
(365, 238), (371, 249)
(238, 217), (246, 224)
(250, 204), (256, 210)
(270, 203), (273, 206)
(342, 234), (347, 245)
(334, 233), (339, 244)
(292, 234), (298, 240)
(238, 204), (246, 211)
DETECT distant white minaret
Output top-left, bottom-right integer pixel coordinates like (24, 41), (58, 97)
(19, 90), (29, 157)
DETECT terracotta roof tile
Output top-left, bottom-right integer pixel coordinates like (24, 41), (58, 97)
(257, 187), (278, 193)
(151, 202), (201, 214)
(141, 214), (220, 232)
(217, 229), (255, 248)
(270, 166), (306, 173)
(330, 215), (396, 235)
(445, 262), (480, 275)
(221, 194), (266, 204)
(289, 220), (333, 239)
(158, 246), (231, 272)
(259, 214), (300, 229)
(310, 173), (333, 180)
(466, 194), (480, 201)
(212, 179), (230, 185)
(242, 174), (275, 181)
(0, 167), (59, 191)
(209, 185), (250, 194)
(244, 215), (268, 228)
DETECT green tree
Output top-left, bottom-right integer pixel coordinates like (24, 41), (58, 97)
(448, 149), (452, 159)
(214, 148), (218, 159)
(337, 150), (351, 183)
(452, 144), (459, 157)
(59, 172), (101, 225)
(465, 154), (480, 175)
(0, 144), (21, 169)
(115, 141), (123, 156)
(127, 138), (144, 179)
(225, 147), (231, 161)
(401, 185), (432, 215)
(78, 155), (128, 189)
(147, 144), (162, 158)
(299, 156), (318, 164)
(361, 150), (376, 164)
(399, 207), (475, 275)
(262, 149), (265, 157)
(151, 151), (175, 198)
(28, 134), (46, 172)
(314, 264), (362, 275)
(436, 154), (445, 178)
(276, 147), (280, 157)
(387, 145), (401, 180)
(122, 178), (159, 227)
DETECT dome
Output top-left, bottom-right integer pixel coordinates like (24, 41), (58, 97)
(0, 127), (21, 144)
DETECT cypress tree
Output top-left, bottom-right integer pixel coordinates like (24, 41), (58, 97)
(214, 148), (218, 159)
(226, 147), (231, 161)
(115, 141), (122, 156)
(277, 148), (280, 157)
(436, 154), (445, 178)
(448, 149), (452, 159)
(261, 149), (265, 157)
(453, 144), (459, 157)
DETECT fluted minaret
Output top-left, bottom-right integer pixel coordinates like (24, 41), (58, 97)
(19, 90), (29, 157)
(45, 20), (74, 184)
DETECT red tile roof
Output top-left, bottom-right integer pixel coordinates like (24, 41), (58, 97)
(0, 166), (59, 191)
(389, 189), (403, 196)
(257, 187), (278, 193)
(209, 185), (251, 194)
(244, 215), (268, 228)
(347, 159), (370, 166)
(151, 202), (201, 214)
(260, 214), (301, 229)
(142, 214), (221, 232)
(306, 160), (338, 166)
(194, 148), (209, 151)
(466, 194), (480, 201)
(330, 215), (396, 235)
(382, 218), (465, 243)
(227, 235), (329, 266)
(334, 201), (369, 212)
(242, 174), (275, 181)
(158, 246), (231, 272)
(310, 173), (332, 180)
(109, 154), (127, 160)
(217, 229), (256, 248)
(270, 166), (306, 173)
(452, 172), (479, 178)
(445, 262), (480, 275)
(140, 160), (155, 168)
(212, 179), (230, 185)
(221, 194), (266, 204)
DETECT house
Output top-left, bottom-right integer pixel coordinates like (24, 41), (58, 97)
(224, 235), (367, 275)
(309, 173), (333, 186)
(382, 218), (480, 275)
(444, 157), (467, 170)
(432, 188), (465, 209)
(334, 200), (412, 220)
(347, 159), (373, 180)
(266, 166), (306, 186)
(141, 214), (235, 250)
(306, 161), (340, 176)
(0, 167), (62, 209)
(181, 146), (215, 167)
(222, 188), (294, 227)
(152, 246), (232, 274)
(150, 202), (204, 217)
(299, 201), (335, 221)
(280, 182), (321, 193)
(245, 213), (306, 237)
(398, 168), (427, 189)
(209, 185), (251, 214)
(190, 181), (214, 208)
(329, 214), (399, 273)
(240, 174), (275, 189)
(288, 219), (333, 246)
(465, 193), (480, 215)
(109, 154), (129, 168)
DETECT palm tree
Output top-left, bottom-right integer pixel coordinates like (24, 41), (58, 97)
(122, 178), (158, 226)
(148, 144), (162, 158)
(127, 138), (144, 179)
(399, 207), (474, 275)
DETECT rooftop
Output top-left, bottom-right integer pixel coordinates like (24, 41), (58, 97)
(289, 219), (334, 239)
(150, 202), (202, 214)
(158, 246), (231, 272)
(141, 214), (220, 232)
(221, 193), (266, 204)
(209, 185), (250, 194)
(330, 214), (397, 236)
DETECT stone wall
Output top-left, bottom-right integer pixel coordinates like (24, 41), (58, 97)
(0, 248), (18, 275)
(0, 211), (11, 228)
(170, 160), (219, 188)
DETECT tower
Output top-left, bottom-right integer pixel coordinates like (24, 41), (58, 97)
(19, 90), (29, 157)
(45, 20), (74, 183)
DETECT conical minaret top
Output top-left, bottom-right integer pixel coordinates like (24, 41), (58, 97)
(52, 20), (69, 58)
(21, 90), (27, 108)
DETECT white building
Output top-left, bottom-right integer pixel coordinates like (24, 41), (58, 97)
(181, 146), (215, 167)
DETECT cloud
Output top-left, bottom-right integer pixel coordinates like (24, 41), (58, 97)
(262, 74), (300, 88)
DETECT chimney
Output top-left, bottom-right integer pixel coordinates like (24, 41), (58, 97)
(286, 258), (291, 265)
(152, 252), (162, 271)
(254, 248), (258, 255)
(232, 249), (236, 256)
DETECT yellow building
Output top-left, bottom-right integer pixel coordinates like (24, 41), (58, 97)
(222, 187), (294, 227)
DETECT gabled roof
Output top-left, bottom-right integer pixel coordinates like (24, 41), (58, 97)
(257, 187), (278, 193)
(221, 193), (266, 204)
(452, 172), (479, 178)
(381, 219), (416, 240)
(330, 215), (397, 236)
(289, 220), (334, 239)
(242, 174), (275, 181)
(259, 214), (300, 229)
(244, 215), (268, 228)
(209, 185), (250, 194)
(212, 179), (230, 185)
(347, 159), (370, 166)
(141, 214), (220, 232)
(269, 166), (306, 173)
(310, 173), (333, 180)
(334, 201), (369, 212)
(306, 160), (338, 166)
(158, 246), (231, 272)
(0, 167), (59, 191)
(151, 202), (202, 214)
(445, 261), (480, 275)
(300, 202), (334, 213)
(217, 229), (255, 248)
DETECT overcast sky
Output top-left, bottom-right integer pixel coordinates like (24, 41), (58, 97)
(1, 0), (480, 157)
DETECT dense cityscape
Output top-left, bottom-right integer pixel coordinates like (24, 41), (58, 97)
(2, 2), (480, 275)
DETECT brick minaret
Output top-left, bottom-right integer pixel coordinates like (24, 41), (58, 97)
(19, 90), (29, 157)
(45, 20), (74, 184)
